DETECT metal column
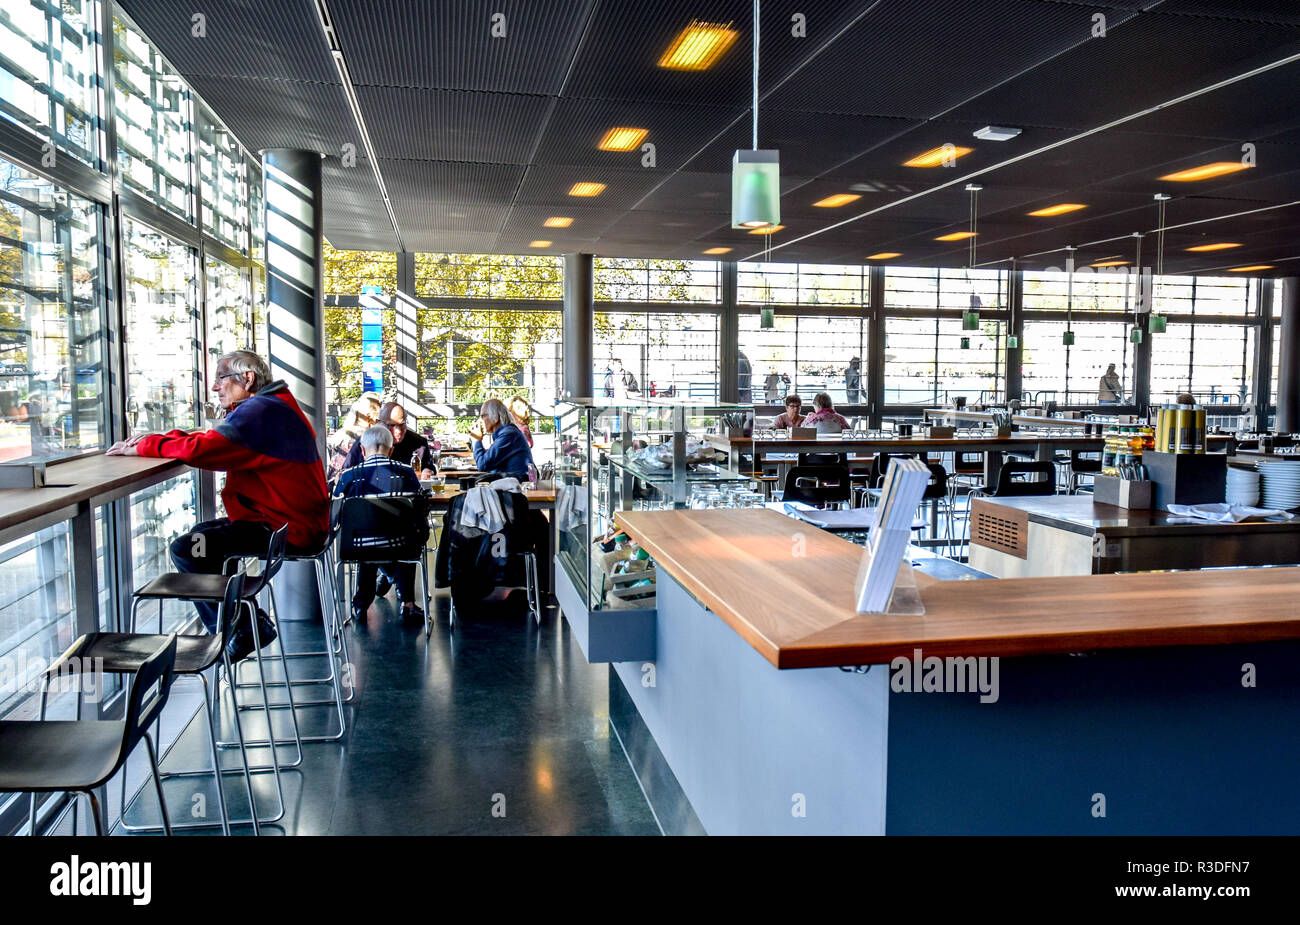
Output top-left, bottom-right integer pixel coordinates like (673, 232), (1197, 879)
(1253, 279), (1275, 429)
(1132, 268), (1154, 415)
(563, 252), (594, 400)
(393, 251), (424, 413)
(1277, 277), (1300, 433)
(867, 265), (886, 428)
(1005, 268), (1024, 404)
(719, 262), (739, 403)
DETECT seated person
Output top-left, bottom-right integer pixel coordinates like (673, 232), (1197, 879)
(773, 394), (805, 429)
(508, 395), (535, 447)
(343, 401), (435, 476)
(803, 391), (850, 432)
(334, 424), (428, 625)
(472, 398), (535, 479)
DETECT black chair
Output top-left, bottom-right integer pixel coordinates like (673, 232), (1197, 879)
(45, 574), (263, 835)
(1, 636), (177, 836)
(799, 452), (845, 466)
(782, 465), (851, 508)
(866, 461), (956, 554)
(1068, 449), (1103, 493)
(434, 488), (540, 624)
(336, 495), (432, 633)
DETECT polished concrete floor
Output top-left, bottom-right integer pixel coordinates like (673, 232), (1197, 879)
(109, 591), (661, 836)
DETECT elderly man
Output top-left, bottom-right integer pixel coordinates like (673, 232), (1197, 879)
(334, 424), (428, 625)
(472, 398), (535, 480)
(107, 350), (329, 661)
(342, 401), (434, 476)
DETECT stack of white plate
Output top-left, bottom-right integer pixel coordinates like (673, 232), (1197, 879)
(1258, 460), (1300, 511)
(1226, 466), (1261, 506)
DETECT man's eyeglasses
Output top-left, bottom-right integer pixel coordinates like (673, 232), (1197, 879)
(213, 372), (244, 385)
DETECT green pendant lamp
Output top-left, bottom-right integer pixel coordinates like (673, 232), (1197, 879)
(731, 1), (780, 231)
(961, 185), (982, 329)
(1148, 194), (1170, 334)
(960, 336), (971, 350)
(1062, 246), (1076, 345)
(1007, 334), (1020, 349)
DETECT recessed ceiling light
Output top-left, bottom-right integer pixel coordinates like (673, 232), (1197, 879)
(866, 252), (902, 259)
(973, 125), (1022, 141)
(529, 240), (551, 248)
(543, 217), (573, 228)
(747, 224), (784, 235)
(597, 127), (648, 151)
(568, 182), (605, 197)
(1185, 242), (1241, 252)
(1228, 265), (1273, 272)
(813, 193), (861, 208)
(658, 21), (738, 70)
(1090, 260), (1129, 267)
(703, 247), (732, 255)
(1028, 203), (1087, 217)
(1159, 161), (1253, 182)
(935, 231), (977, 241)
(903, 145), (973, 168)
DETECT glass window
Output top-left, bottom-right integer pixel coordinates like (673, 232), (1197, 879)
(113, 14), (193, 220)
(204, 256), (250, 366)
(595, 311), (719, 401)
(122, 218), (198, 434)
(199, 115), (249, 252)
(419, 306), (563, 413)
(0, 156), (106, 460)
(0, 523), (75, 720)
(325, 243), (397, 295)
(1151, 322), (1253, 406)
(128, 474), (199, 634)
(0, 0), (99, 163)
(595, 258), (719, 303)
(414, 253), (561, 300)
(1020, 318), (1134, 406)
(740, 314), (868, 406)
(1023, 267), (1136, 313)
(740, 263), (864, 306)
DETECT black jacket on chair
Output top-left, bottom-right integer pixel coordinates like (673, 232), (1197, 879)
(434, 489), (534, 610)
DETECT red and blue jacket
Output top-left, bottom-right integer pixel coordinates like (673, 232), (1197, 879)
(137, 381), (329, 550)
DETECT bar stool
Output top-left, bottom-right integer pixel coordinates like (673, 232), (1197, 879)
(2, 637), (177, 836)
(45, 576), (262, 834)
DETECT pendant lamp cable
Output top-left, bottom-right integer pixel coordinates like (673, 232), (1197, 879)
(751, 0), (760, 150)
(1066, 245), (1076, 328)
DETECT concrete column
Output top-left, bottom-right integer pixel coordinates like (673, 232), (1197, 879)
(1277, 277), (1300, 433)
(1132, 268), (1154, 414)
(1005, 268), (1023, 404)
(563, 253), (594, 400)
(393, 251), (424, 414)
(262, 148), (326, 456)
(1252, 279), (1274, 427)
(262, 149), (326, 620)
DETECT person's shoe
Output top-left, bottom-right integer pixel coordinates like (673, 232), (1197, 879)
(401, 604), (425, 626)
(351, 602), (367, 624)
(374, 573), (393, 598)
(225, 608), (277, 662)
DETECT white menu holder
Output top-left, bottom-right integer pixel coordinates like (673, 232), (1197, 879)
(854, 458), (931, 615)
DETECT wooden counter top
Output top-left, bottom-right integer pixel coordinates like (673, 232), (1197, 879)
(614, 508), (1300, 669)
(0, 454), (186, 539)
(973, 493), (1300, 538)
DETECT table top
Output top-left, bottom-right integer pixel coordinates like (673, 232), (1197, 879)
(614, 507), (1300, 669)
(708, 433), (1106, 453)
(974, 493), (1300, 538)
(0, 454), (186, 538)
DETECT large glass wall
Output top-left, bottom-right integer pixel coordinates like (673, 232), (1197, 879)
(739, 313), (867, 405)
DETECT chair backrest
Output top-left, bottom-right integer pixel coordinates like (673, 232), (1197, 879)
(337, 495), (428, 562)
(119, 635), (177, 765)
(243, 524), (287, 596)
(783, 465), (851, 506)
(814, 418), (844, 435)
(922, 462), (949, 500)
(954, 451), (984, 474)
(1070, 449), (1102, 470)
(800, 452), (845, 466)
(215, 572), (247, 647)
(869, 452), (915, 488)
(993, 460), (1057, 496)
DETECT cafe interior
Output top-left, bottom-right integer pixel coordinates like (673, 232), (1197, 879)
(2, 0), (1300, 838)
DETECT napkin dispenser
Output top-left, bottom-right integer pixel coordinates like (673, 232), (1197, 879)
(0, 462), (47, 489)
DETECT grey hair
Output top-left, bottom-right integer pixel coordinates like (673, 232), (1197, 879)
(218, 350), (271, 391)
(480, 398), (511, 429)
(360, 424), (394, 456)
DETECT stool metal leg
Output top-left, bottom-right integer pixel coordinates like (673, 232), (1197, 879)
(143, 734), (171, 837)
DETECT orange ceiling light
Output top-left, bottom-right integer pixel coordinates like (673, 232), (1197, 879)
(903, 145), (973, 168)
(702, 246), (732, 254)
(543, 217), (573, 228)
(1028, 203), (1087, 217)
(597, 127), (648, 151)
(528, 240), (552, 248)
(747, 224), (784, 234)
(567, 181), (605, 197)
(813, 193), (861, 208)
(1185, 242), (1241, 252)
(1158, 161), (1253, 182)
(934, 231), (977, 241)
(1090, 259), (1129, 267)
(866, 252), (902, 259)
(658, 21), (739, 70)
(1228, 265), (1274, 272)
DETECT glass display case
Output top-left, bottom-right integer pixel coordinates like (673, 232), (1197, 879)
(551, 399), (750, 644)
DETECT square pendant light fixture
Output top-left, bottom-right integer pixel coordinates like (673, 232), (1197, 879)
(960, 337), (971, 350)
(760, 307), (775, 329)
(1062, 330), (1075, 346)
(732, 149), (781, 229)
(1130, 327), (1144, 344)
(1007, 335), (1020, 349)
(1149, 314), (1167, 333)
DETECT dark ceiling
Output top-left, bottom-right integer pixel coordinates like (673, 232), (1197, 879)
(119, 0), (1300, 276)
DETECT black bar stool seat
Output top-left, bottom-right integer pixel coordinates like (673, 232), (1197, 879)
(61, 632), (223, 675)
(0, 721), (127, 792)
(134, 572), (246, 602)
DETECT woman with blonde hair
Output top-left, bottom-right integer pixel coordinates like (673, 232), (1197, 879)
(328, 391), (381, 480)
(507, 394), (534, 448)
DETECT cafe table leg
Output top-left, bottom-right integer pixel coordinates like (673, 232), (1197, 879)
(983, 450), (1003, 490)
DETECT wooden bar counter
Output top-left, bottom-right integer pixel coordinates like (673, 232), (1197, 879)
(592, 506), (1300, 835)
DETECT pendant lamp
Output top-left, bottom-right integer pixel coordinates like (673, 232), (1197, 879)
(732, 1), (780, 229)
